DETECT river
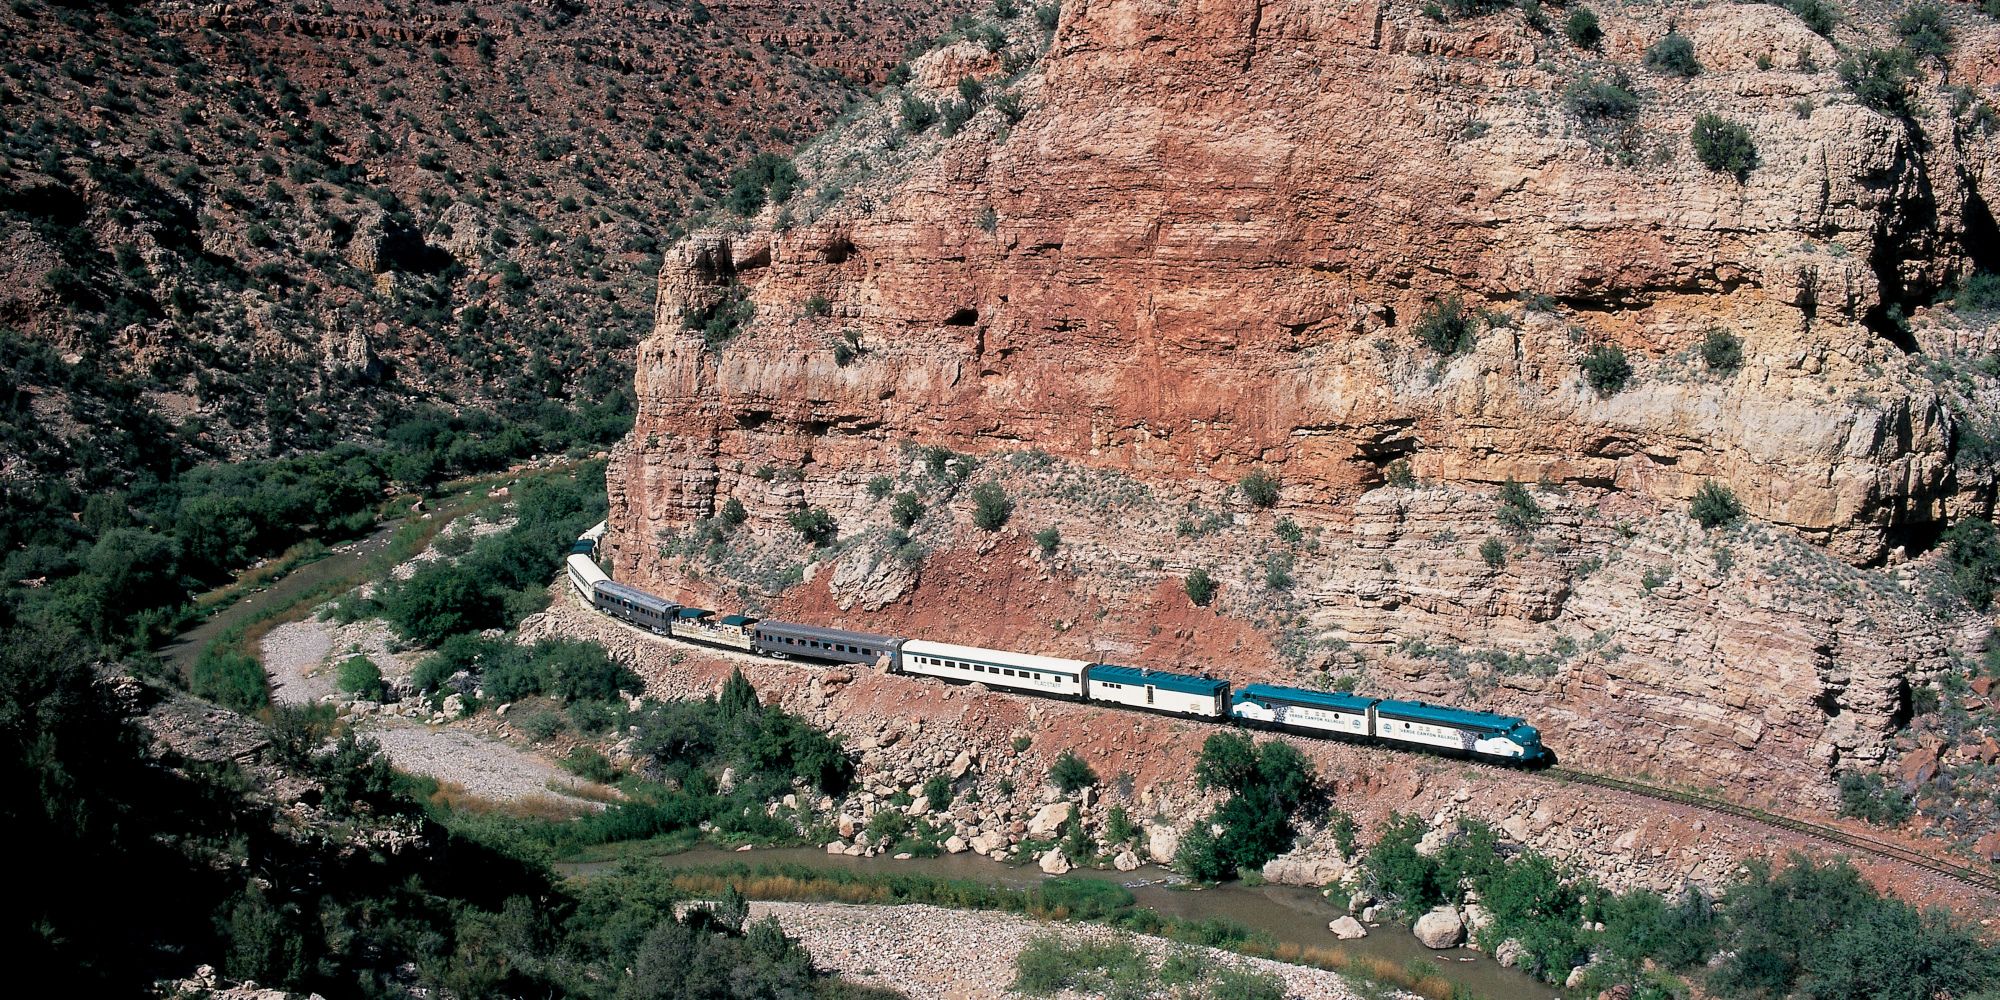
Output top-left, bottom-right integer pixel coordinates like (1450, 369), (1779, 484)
(561, 846), (1559, 1000)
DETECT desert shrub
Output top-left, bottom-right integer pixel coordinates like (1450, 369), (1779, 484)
(866, 475), (894, 500)
(1581, 343), (1633, 394)
(1896, 1), (1953, 57)
(1645, 32), (1701, 76)
(1413, 294), (1478, 354)
(890, 491), (924, 528)
(802, 295), (831, 317)
(787, 507), (837, 546)
(898, 93), (938, 133)
(1943, 517), (2000, 609)
(921, 773), (953, 810)
(1701, 328), (1744, 373)
(1498, 478), (1545, 534)
(719, 498), (748, 527)
(1690, 480), (1743, 529)
(1564, 71), (1640, 121)
(1386, 460), (1416, 488)
(1691, 114), (1759, 179)
(1238, 469), (1280, 508)
(336, 655), (385, 700)
(1564, 7), (1602, 48)
(192, 649), (269, 711)
(971, 481), (1013, 531)
(1034, 525), (1061, 554)
(537, 639), (640, 703)
(1839, 48), (1915, 117)
(1837, 771), (1914, 824)
(563, 746), (617, 783)
(1049, 751), (1098, 794)
(1480, 536), (1507, 568)
(1955, 271), (2000, 313)
(1520, 0), (1548, 31)
(1184, 568), (1218, 606)
(722, 153), (798, 217)
(1784, 0), (1839, 36)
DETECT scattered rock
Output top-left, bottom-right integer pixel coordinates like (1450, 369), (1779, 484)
(1039, 849), (1072, 875)
(1328, 916), (1368, 940)
(1495, 939), (1526, 968)
(1412, 906), (1465, 949)
(1027, 801), (1074, 839)
(945, 835), (968, 854)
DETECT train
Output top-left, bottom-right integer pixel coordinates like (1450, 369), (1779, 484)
(565, 523), (1548, 764)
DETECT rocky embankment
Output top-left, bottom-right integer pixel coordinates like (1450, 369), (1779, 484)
(530, 591), (2000, 922)
(744, 900), (1365, 1000)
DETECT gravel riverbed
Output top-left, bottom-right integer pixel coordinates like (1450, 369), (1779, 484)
(747, 901), (1371, 1000)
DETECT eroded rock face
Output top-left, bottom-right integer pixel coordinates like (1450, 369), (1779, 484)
(608, 0), (1998, 800)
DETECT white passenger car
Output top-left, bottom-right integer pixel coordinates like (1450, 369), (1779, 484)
(898, 639), (1087, 699)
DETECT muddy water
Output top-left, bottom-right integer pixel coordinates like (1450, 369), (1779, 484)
(157, 522), (402, 677)
(561, 846), (1557, 1000)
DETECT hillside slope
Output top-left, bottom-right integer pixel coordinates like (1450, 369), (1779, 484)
(606, 0), (2000, 820)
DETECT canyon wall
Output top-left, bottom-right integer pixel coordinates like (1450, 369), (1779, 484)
(608, 0), (2000, 808)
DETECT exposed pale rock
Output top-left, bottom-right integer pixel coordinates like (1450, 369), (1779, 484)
(944, 835), (968, 854)
(1495, 939), (1527, 968)
(1413, 907), (1465, 949)
(1328, 916), (1368, 940)
(1039, 849), (1072, 875)
(1113, 850), (1141, 872)
(1027, 801), (1074, 839)
(1146, 824), (1180, 865)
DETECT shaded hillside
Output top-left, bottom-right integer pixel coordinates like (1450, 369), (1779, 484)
(0, 0), (975, 473)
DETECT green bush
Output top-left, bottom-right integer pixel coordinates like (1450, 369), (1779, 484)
(563, 746), (617, 783)
(1896, 1), (1953, 57)
(1413, 294), (1477, 354)
(1839, 48), (1916, 116)
(921, 773), (953, 810)
(1700, 328), (1744, 373)
(1479, 536), (1507, 568)
(1691, 114), (1759, 179)
(890, 491), (924, 528)
(1645, 32), (1701, 76)
(1184, 568), (1218, 607)
(191, 649), (269, 711)
(538, 639), (640, 702)
(787, 506), (837, 546)
(336, 655), (385, 700)
(1837, 771), (1914, 825)
(1238, 470), (1281, 508)
(1943, 517), (2000, 609)
(1498, 478), (1545, 534)
(971, 481), (1013, 531)
(1955, 271), (2000, 313)
(867, 475), (894, 500)
(1581, 342), (1633, 394)
(1034, 525), (1061, 554)
(1049, 750), (1098, 794)
(1784, 0), (1839, 37)
(722, 153), (798, 217)
(1564, 71), (1640, 121)
(719, 497), (748, 527)
(1564, 8), (1602, 48)
(1690, 480), (1743, 528)
(898, 93), (939, 134)
(1179, 732), (1322, 881)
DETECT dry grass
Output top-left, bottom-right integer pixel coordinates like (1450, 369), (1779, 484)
(427, 779), (597, 821)
(545, 777), (624, 804)
(1243, 941), (1456, 1000)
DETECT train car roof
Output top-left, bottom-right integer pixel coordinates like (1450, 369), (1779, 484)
(754, 619), (902, 646)
(594, 580), (675, 613)
(902, 639), (1089, 676)
(1090, 663), (1227, 696)
(719, 614), (756, 627)
(1234, 684), (1378, 713)
(676, 607), (712, 619)
(1374, 698), (1527, 733)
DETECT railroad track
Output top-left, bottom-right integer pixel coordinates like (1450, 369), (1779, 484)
(1542, 766), (2000, 895)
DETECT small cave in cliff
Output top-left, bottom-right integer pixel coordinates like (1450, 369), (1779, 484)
(944, 307), (979, 327)
(1964, 190), (2000, 276)
(1883, 516), (1945, 562)
(822, 235), (856, 264)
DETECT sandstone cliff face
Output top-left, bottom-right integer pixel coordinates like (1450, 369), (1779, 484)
(610, 1), (2000, 806)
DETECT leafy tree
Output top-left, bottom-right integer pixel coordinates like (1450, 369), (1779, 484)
(192, 649), (269, 711)
(1896, 1), (1953, 57)
(1238, 469), (1280, 508)
(718, 497), (748, 527)
(1564, 7), (1602, 48)
(385, 563), (494, 646)
(1690, 480), (1743, 529)
(720, 666), (760, 718)
(1785, 0), (1839, 37)
(971, 481), (1013, 531)
(1050, 750), (1098, 793)
(1839, 48), (1916, 117)
(1413, 294), (1477, 354)
(1701, 328), (1744, 373)
(721, 153), (798, 217)
(1645, 32), (1701, 76)
(1181, 733), (1323, 880)
(1582, 343), (1633, 394)
(537, 639), (640, 702)
(1184, 568), (1218, 606)
(1691, 114), (1759, 179)
(1365, 812), (1445, 911)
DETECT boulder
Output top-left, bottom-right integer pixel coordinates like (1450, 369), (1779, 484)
(1494, 939), (1526, 968)
(441, 693), (465, 718)
(1113, 849), (1142, 872)
(970, 831), (1008, 856)
(1328, 916), (1369, 940)
(1360, 905), (1381, 923)
(950, 751), (974, 779)
(825, 841), (845, 855)
(910, 795), (932, 815)
(1262, 855), (1347, 886)
(1039, 849), (1073, 875)
(1348, 892), (1371, 914)
(1146, 824), (1181, 864)
(945, 835), (968, 853)
(1463, 902), (1493, 936)
(1412, 907), (1465, 949)
(1027, 801), (1075, 839)
(1565, 965), (1591, 989)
